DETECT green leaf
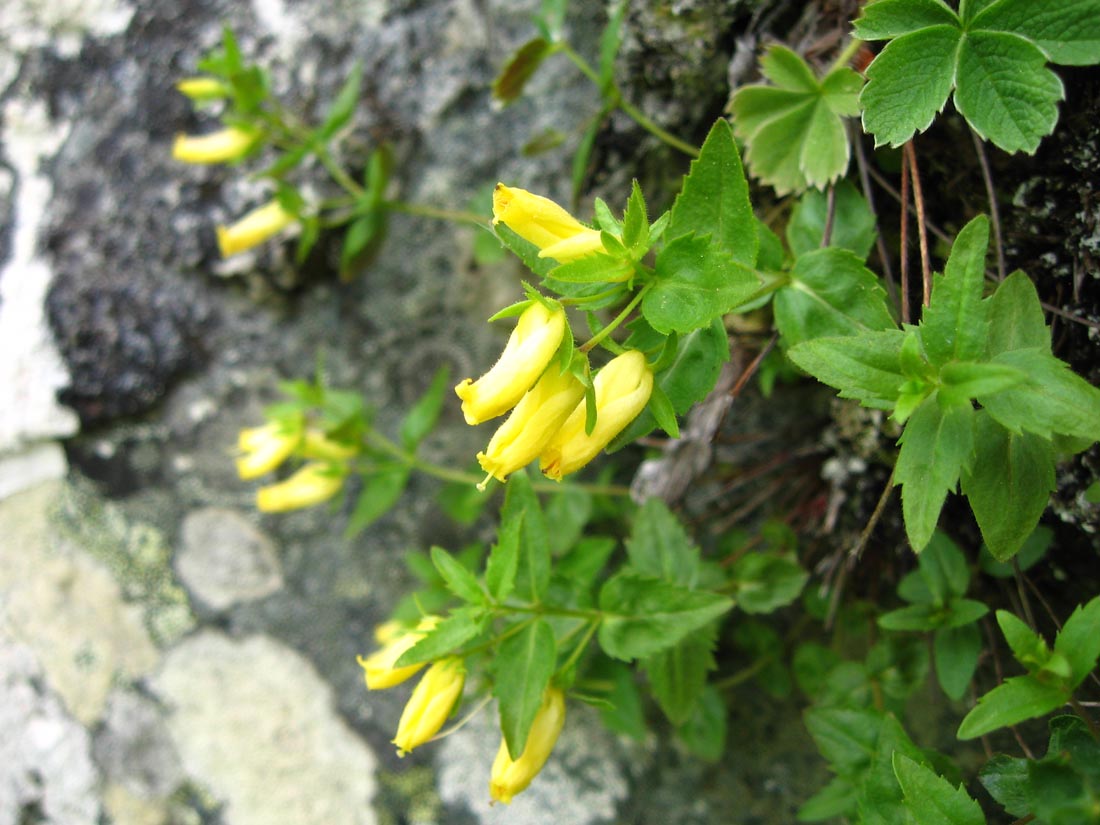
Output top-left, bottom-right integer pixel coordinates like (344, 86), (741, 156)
(437, 478), (491, 526)
(644, 234), (761, 334)
(597, 573), (733, 661)
(548, 253), (633, 284)
(798, 776), (858, 822)
(399, 366), (450, 450)
(598, 0), (627, 92)
(854, 0), (959, 40)
(855, 714), (928, 825)
(974, 0), (1100, 66)
(1054, 595), (1100, 687)
(340, 210), (386, 280)
(590, 659), (648, 740)
(625, 498), (701, 587)
(787, 329), (908, 410)
(643, 621), (718, 724)
(940, 361), (1026, 404)
(495, 224), (557, 279)
(667, 119), (757, 264)
(935, 623), (982, 700)
(318, 62), (362, 139)
(879, 603), (940, 631)
(892, 753), (986, 825)
(986, 271), (1051, 356)
(918, 531), (970, 602)
(805, 706), (885, 776)
(785, 181), (878, 260)
(492, 38), (553, 106)
(957, 675), (1068, 739)
(345, 465), (409, 537)
(774, 247), (896, 347)
(860, 25), (962, 147)
(676, 684), (727, 763)
(895, 396), (974, 552)
(954, 30), (1064, 155)
(554, 536), (617, 600)
(494, 620), (557, 757)
(962, 413), (1055, 561)
(621, 180), (649, 251)
(979, 755), (1032, 818)
(397, 607), (486, 666)
(544, 486), (593, 556)
(920, 216), (990, 366)
(1027, 758), (1098, 825)
(501, 470), (551, 602)
(430, 546), (485, 605)
(729, 553), (809, 614)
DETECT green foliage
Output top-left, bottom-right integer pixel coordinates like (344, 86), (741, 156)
(892, 753), (985, 825)
(856, 0), (1100, 153)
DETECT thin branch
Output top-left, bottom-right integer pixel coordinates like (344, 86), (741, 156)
(821, 184), (837, 248)
(900, 146), (912, 325)
(903, 142), (932, 307)
(1012, 557), (1037, 630)
(970, 128), (1007, 280)
(852, 122), (896, 304)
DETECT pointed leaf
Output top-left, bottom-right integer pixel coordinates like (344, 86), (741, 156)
(921, 216), (990, 366)
(494, 620), (557, 757)
(892, 753), (985, 825)
(787, 329), (908, 410)
(430, 546), (485, 605)
(957, 675), (1068, 739)
(854, 0), (959, 40)
(626, 498), (701, 587)
(1053, 595), (1100, 687)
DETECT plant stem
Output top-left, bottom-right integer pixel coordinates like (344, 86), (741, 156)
(316, 144), (365, 198)
(828, 37), (864, 73)
(970, 128), (1007, 280)
(556, 620), (601, 677)
(899, 146), (912, 325)
(903, 142), (932, 307)
(384, 200), (490, 227)
(579, 285), (650, 353)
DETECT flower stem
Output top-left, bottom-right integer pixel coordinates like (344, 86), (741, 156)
(828, 37), (864, 74)
(579, 284), (650, 353)
(383, 200), (490, 227)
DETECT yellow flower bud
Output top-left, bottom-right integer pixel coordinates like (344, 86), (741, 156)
(540, 350), (653, 480)
(356, 616), (441, 690)
(172, 126), (258, 164)
(236, 421), (302, 480)
(300, 429), (360, 462)
(216, 200), (296, 257)
(454, 302), (566, 426)
(477, 367), (585, 483)
(492, 184), (603, 263)
(176, 77), (230, 100)
(255, 462), (346, 513)
(489, 687), (566, 804)
(392, 657), (466, 756)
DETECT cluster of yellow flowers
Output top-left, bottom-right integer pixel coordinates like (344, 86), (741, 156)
(172, 80), (297, 258)
(456, 186), (654, 484)
(235, 419), (357, 512)
(358, 620), (566, 804)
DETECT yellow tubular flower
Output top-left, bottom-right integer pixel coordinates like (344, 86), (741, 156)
(175, 77), (230, 100)
(540, 350), (654, 481)
(454, 302), (566, 426)
(216, 200), (296, 258)
(300, 430), (360, 462)
(356, 616), (441, 690)
(489, 687), (566, 804)
(236, 421), (302, 480)
(492, 184), (603, 263)
(255, 463), (346, 513)
(172, 126), (257, 164)
(392, 657), (466, 756)
(477, 367), (585, 483)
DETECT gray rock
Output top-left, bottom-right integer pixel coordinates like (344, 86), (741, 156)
(150, 631), (378, 825)
(176, 507), (284, 611)
(93, 689), (185, 800)
(0, 635), (101, 825)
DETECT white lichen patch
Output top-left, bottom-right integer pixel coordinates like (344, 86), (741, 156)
(1, 0), (133, 58)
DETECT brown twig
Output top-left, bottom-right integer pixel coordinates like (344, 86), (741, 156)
(1012, 557), (1038, 630)
(970, 128), (1006, 281)
(900, 146), (912, 325)
(903, 142), (932, 307)
(852, 122), (897, 305)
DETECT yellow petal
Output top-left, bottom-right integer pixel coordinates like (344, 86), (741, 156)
(172, 126), (257, 164)
(216, 200), (296, 257)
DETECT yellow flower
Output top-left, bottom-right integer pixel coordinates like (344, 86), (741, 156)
(300, 429), (360, 462)
(216, 200), (296, 257)
(454, 302), (566, 426)
(255, 462), (346, 513)
(172, 126), (258, 164)
(489, 687), (566, 804)
(492, 184), (603, 263)
(477, 367), (585, 483)
(356, 616), (441, 690)
(236, 421), (302, 480)
(175, 77), (230, 100)
(392, 657), (466, 756)
(540, 350), (653, 480)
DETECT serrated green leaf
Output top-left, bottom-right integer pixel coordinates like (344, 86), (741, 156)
(760, 43), (820, 91)
(667, 119), (757, 263)
(860, 25), (962, 147)
(397, 607), (486, 666)
(677, 684), (727, 763)
(798, 776), (858, 822)
(856, 715), (928, 825)
(554, 536), (616, 599)
(492, 38), (553, 106)
(597, 573), (733, 661)
(787, 329), (908, 410)
(494, 620), (556, 757)
(548, 253), (633, 284)
(804, 706), (884, 776)
(775, 247), (896, 347)
(345, 465), (409, 537)
(430, 546), (485, 605)
(495, 223), (557, 279)
(318, 62), (362, 139)
(399, 366), (450, 450)
(986, 271), (1051, 356)
(730, 553), (809, 614)
(644, 234), (761, 334)
(592, 659), (647, 740)
(626, 498), (700, 586)
(921, 216), (990, 366)
(935, 623), (982, 700)
(786, 181), (878, 260)
(895, 396), (974, 553)
(1054, 595), (1100, 687)
(621, 180), (648, 251)
(643, 621), (718, 725)
(892, 753), (986, 825)
(974, 0), (1100, 66)
(954, 30), (1064, 155)
(997, 609), (1050, 669)
(979, 755), (1032, 818)
(854, 0), (959, 40)
(957, 675), (1068, 739)
(962, 413), (1055, 561)
(940, 361), (1027, 403)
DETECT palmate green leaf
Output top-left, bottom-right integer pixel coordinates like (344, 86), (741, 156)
(493, 619), (556, 758)
(774, 247), (896, 348)
(855, 0), (958, 39)
(597, 573), (733, 661)
(894, 395), (974, 553)
(920, 216), (990, 367)
(667, 119), (757, 264)
(956, 674), (1068, 740)
(787, 329), (907, 410)
(974, 0), (1100, 66)
(642, 620), (718, 725)
(729, 45), (862, 194)
(643, 234), (761, 334)
(961, 412), (1055, 561)
(934, 623), (982, 700)
(626, 498), (701, 587)
(892, 754), (986, 825)
(1053, 595), (1100, 686)
(786, 181), (878, 260)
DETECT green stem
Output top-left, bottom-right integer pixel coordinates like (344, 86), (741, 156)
(579, 285), (650, 353)
(714, 654), (773, 691)
(556, 620), (601, 677)
(383, 200), (490, 227)
(316, 145), (365, 198)
(828, 37), (864, 74)
(499, 602), (603, 621)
